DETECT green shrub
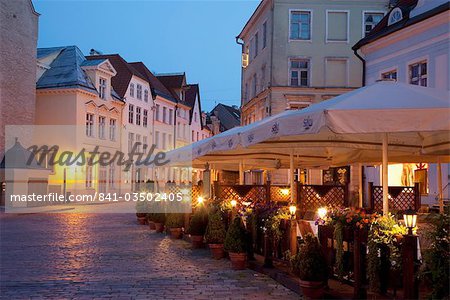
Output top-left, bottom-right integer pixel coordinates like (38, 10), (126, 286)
(188, 207), (209, 236)
(224, 217), (247, 253)
(422, 211), (449, 299)
(205, 209), (226, 244)
(165, 213), (184, 228)
(291, 233), (327, 282)
(135, 201), (148, 217)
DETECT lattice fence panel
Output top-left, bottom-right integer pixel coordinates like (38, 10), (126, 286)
(216, 185), (267, 205)
(298, 185), (346, 214)
(270, 186), (291, 202)
(371, 184), (419, 212)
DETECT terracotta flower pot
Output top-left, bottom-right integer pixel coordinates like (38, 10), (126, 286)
(169, 228), (183, 239)
(228, 252), (246, 270)
(137, 217), (147, 225)
(148, 221), (156, 230)
(209, 244), (225, 260)
(154, 223), (164, 233)
(299, 280), (326, 299)
(191, 235), (204, 248)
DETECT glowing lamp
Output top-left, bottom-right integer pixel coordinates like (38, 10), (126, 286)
(197, 196), (204, 205)
(317, 207), (328, 219)
(281, 188), (290, 196)
(289, 205), (297, 218)
(230, 199), (237, 208)
(403, 207), (417, 235)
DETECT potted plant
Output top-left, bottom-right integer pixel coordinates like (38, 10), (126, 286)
(153, 213), (166, 233)
(147, 213), (156, 230)
(165, 213), (184, 239)
(135, 201), (148, 225)
(290, 233), (328, 299)
(224, 217), (247, 270)
(188, 207), (209, 248)
(205, 209), (227, 259)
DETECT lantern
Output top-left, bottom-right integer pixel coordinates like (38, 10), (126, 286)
(403, 207), (417, 235)
(197, 196), (204, 205)
(317, 207), (328, 219)
(289, 205), (297, 219)
(230, 199), (237, 208)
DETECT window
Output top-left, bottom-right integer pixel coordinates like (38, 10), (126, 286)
(136, 134), (141, 153)
(108, 165), (115, 188)
(327, 11), (349, 42)
(253, 73), (257, 97)
(382, 70), (397, 80)
(98, 116), (106, 139)
(136, 84), (142, 100)
(143, 136), (147, 152)
(290, 59), (309, 87)
(254, 32), (259, 58)
(109, 119), (116, 141)
(364, 12), (384, 36)
(162, 133), (167, 149)
(155, 104), (160, 121)
(192, 130), (195, 142)
(144, 89), (149, 102)
(194, 112), (198, 122)
(409, 61), (427, 86)
(261, 65), (266, 90)
(143, 109), (148, 127)
(325, 58), (348, 87)
(128, 104), (134, 124)
(244, 83), (248, 102)
(262, 21), (267, 49)
(99, 77), (107, 99)
(86, 165), (93, 188)
(169, 109), (173, 125)
(136, 107), (141, 126)
(128, 133), (134, 151)
(168, 134), (172, 149)
(183, 124), (186, 138)
(86, 113), (94, 137)
(290, 11), (311, 40)
(155, 131), (160, 147)
(196, 132), (199, 142)
(163, 107), (167, 123)
(177, 122), (181, 137)
(129, 83), (135, 97)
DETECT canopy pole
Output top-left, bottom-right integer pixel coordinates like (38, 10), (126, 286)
(437, 157), (444, 214)
(382, 133), (389, 215)
(239, 160), (244, 185)
(290, 152), (295, 203)
(358, 163), (363, 208)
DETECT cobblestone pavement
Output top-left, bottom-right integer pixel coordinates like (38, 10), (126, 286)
(0, 211), (299, 299)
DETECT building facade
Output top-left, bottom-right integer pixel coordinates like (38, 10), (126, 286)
(353, 0), (450, 206)
(237, 0), (388, 125)
(35, 46), (124, 196)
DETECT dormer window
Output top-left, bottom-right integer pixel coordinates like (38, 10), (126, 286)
(99, 77), (107, 99)
(137, 84), (142, 100)
(388, 7), (402, 26)
(144, 90), (149, 102)
(130, 83), (135, 97)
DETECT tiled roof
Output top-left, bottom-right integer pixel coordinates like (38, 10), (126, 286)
(156, 73), (185, 89)
(80, 59), (106, 67)
(184, 84), (203, 127)
(353, 0), (449, 50)
(85, 54), (147, 98)
(36, 46), (97, 91)
(128, 62), (178, 103)
(209, 103), (241, 132)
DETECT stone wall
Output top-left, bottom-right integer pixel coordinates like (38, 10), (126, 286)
(0, 0), (39, 156)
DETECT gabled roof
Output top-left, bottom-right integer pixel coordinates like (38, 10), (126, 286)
(128, 62), (178, 103)
(155, 73), (186, 100)
(209, 103), (241, 132)
(85, 54), (147, 98)
(353, 0), (449, 50)
(184, 84), (203, 128)
(36, 46), (96, 92)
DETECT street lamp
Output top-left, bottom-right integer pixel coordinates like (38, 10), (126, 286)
(289, 205), (297, 219)
(403, 207), (417, 235)
(317, 207), (328, 219)
(230, 199), (237, 208)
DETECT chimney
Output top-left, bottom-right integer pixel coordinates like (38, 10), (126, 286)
(90, 48), (103, 56)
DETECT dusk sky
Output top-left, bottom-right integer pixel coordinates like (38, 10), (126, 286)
(33, 0), (260, 112)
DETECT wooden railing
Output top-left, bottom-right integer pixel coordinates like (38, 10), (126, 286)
(297, 184), (348, 216)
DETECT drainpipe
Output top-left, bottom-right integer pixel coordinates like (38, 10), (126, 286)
(353, 48), (366, 86)
(235, 37), (245, 124)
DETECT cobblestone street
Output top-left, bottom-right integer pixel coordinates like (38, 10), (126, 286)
(0, 211), (299, 299)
